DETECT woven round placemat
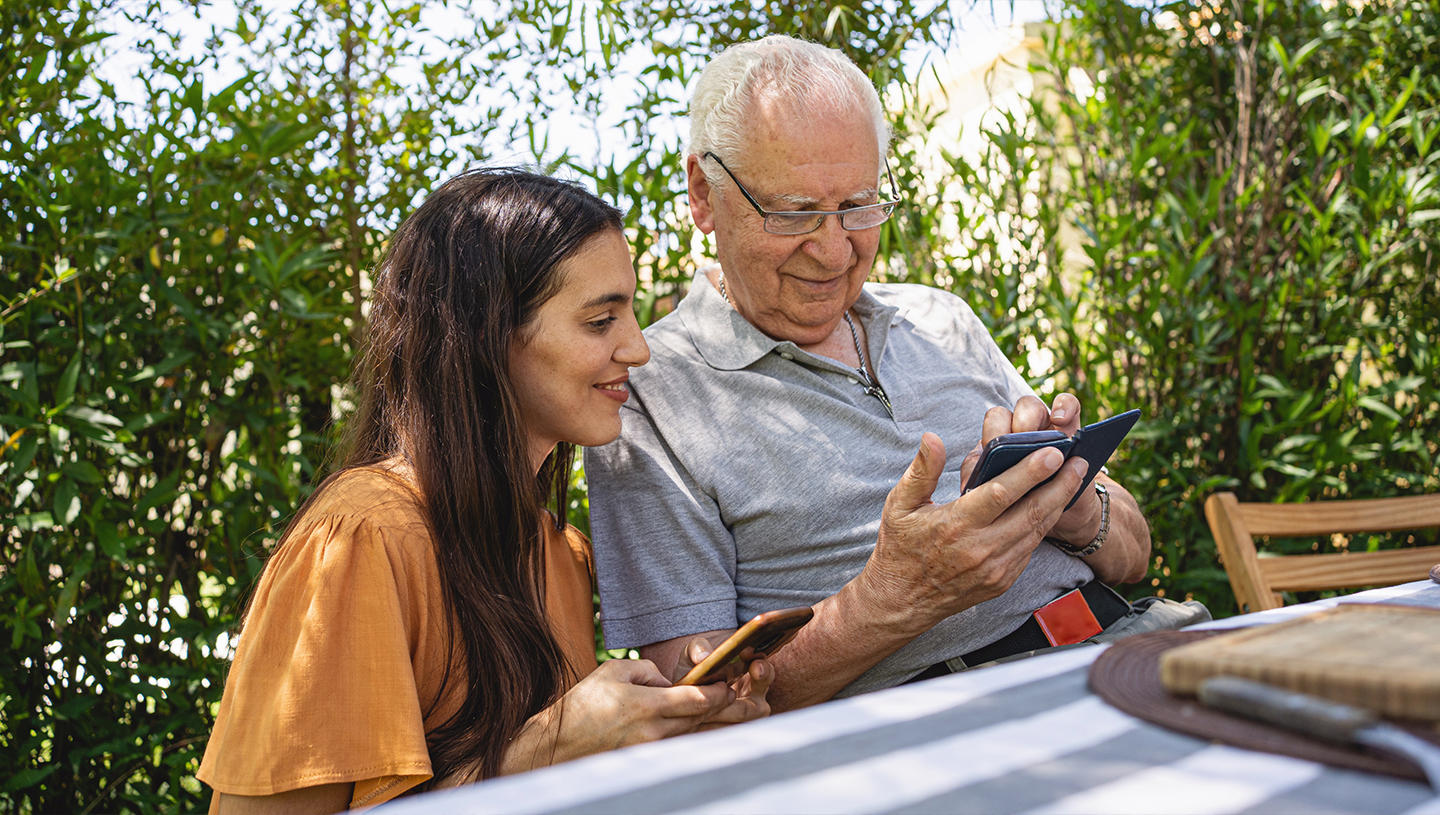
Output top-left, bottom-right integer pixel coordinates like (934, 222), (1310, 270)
(1088, 629), (1440, 781)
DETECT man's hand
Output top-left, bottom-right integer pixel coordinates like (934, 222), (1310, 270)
(755, 432), (1087, 712)
(961, 394), (1150, 585)
(962, 394), (1097, 543)
(852, 430), (1090, 639)
(701, 658), (773, 728)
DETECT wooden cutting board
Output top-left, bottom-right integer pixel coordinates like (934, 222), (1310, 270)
(1159, 604), (1440, 723)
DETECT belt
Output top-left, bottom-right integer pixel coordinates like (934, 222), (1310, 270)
(908, 580), (1132, 683)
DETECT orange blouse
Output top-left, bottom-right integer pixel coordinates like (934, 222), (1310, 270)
(197, 467), (598, 809)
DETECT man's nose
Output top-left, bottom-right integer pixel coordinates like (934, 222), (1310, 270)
(801, 214), (855, 270)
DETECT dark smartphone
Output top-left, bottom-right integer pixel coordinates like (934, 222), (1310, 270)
(961, 409), (1141, 509)
(675, 606), (814, 686)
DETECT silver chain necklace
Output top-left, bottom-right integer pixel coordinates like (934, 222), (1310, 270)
(843, 311), (894, 418)
(721, 271), (891, 417)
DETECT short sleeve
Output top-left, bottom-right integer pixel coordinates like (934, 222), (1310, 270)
(198, 509), (435, 806)
(584, 401), (739, 650)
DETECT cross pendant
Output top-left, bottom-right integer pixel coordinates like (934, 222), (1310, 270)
(864, 382), (894, 419)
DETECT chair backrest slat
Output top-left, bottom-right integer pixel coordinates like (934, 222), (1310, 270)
(1205, 491), (1440, 613)
(1259, 548), (1440, 593)
(1234, 495), (1440, 537)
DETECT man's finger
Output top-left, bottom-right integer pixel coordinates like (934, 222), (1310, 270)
(971, 456), (1087, 551)
(613, 658), (673, 688)
(964, 446), (1066, 525)
(958, 441), (984, 486)
(685, 636), (713, 668)
(981, 405), (1013, 444)
(745, 657), (773, 696)
(1050, 393), (1082, 435)
(886, 432), (946, 514)
(1012, 456), (1088, 530)
(1011, 395), (1049, 433)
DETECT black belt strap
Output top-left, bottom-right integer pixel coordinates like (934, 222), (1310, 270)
(908, 580), (1132, 683)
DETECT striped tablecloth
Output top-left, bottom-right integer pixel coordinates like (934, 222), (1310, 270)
(386, 580), (1440, 814)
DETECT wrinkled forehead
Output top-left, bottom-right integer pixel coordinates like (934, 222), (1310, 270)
(736, 93), (881, 172)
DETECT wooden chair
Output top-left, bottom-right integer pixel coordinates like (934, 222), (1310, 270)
(1204, 491), (1440, 612)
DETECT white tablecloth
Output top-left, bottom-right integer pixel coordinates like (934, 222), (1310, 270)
(385, 580), (1440, 814)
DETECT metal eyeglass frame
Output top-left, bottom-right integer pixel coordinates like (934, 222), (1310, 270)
(703, 151), (901, 235)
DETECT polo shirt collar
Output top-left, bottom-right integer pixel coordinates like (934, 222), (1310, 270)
(679, 270), (900, 371)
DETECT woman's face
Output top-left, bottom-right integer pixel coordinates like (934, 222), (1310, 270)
(509, 229), (650, 473)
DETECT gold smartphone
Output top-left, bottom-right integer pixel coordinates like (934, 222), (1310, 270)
(675, 606), (815, 686)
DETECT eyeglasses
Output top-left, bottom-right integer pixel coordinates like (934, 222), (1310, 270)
(703, 152), (901, 236)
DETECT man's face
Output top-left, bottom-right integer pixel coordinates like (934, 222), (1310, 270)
(689, 100), (883, 348)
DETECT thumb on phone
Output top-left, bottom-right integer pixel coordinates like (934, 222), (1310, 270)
(684, 636), (713, 669)
(674, 631), (744, 685)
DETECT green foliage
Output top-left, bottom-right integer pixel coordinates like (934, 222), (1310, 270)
(3, 0), (1438, 810)
(2, 0), (499, 809)
(928, 0), (1440, 612)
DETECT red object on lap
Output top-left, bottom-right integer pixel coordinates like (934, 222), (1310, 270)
(1033, 588), (1104, 646)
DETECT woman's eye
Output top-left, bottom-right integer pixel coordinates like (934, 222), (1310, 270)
(587, 316), (618, 331)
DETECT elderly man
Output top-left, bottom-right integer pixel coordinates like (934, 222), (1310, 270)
(586, 35), (1167, 711)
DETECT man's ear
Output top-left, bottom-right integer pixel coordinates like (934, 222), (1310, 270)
(686, 154), (717, 235)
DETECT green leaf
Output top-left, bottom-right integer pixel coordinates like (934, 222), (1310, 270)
(64, 405), (124, 428)
(14, 512), (55, 531)
(52, 570), (84, 632)
(4, 431), (39, 481)
(1289, 38), (1322, 71)
(2, 362), (40, 411)
(96, 524), (126, 559)
(54, 479), (81, 526)
(53, 693), (100, 721)
(1357, 397), (1402, 423)
(123, 410), (175, 432)
(3, 764), (59, 792)
(56, 350), (82, 406)
(1272, 434), (1318, 455)
(61, 460), (103, 484)
(1379, 66), (1420, 127)
(136, 470), (183, 516)
(183, 76), (204, 115)
(125, 350), (196, 384)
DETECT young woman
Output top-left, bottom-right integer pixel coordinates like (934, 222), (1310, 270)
(198, 169), (772, 812)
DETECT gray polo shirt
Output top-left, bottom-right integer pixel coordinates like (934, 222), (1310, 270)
(584, 277), (1095, 696)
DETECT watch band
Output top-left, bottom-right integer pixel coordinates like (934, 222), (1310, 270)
(1049, 482), (1109, 557)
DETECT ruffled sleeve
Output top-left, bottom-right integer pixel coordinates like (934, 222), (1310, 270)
(198, 482), (443, 807)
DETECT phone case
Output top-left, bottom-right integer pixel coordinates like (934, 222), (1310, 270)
(962, 430), (1072, 494)
(676, 606), (814, 686)
(962, 409), (1141, 509)
(1061, 409), (1140, 508)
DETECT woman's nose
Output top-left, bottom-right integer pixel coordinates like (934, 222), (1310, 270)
(617, 313), (650, 367)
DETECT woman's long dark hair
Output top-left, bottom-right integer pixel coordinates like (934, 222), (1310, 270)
(337, 168), (623, 782)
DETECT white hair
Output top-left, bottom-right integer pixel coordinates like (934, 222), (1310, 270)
(688, 35), (891, 176)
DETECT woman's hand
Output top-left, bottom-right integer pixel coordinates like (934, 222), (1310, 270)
(701, 657), (773, 728)
(500, 658), (739, 774)
(672, 633), (775, 727)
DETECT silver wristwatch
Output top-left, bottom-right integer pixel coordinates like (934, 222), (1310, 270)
(1050, 482), (1109, 558)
